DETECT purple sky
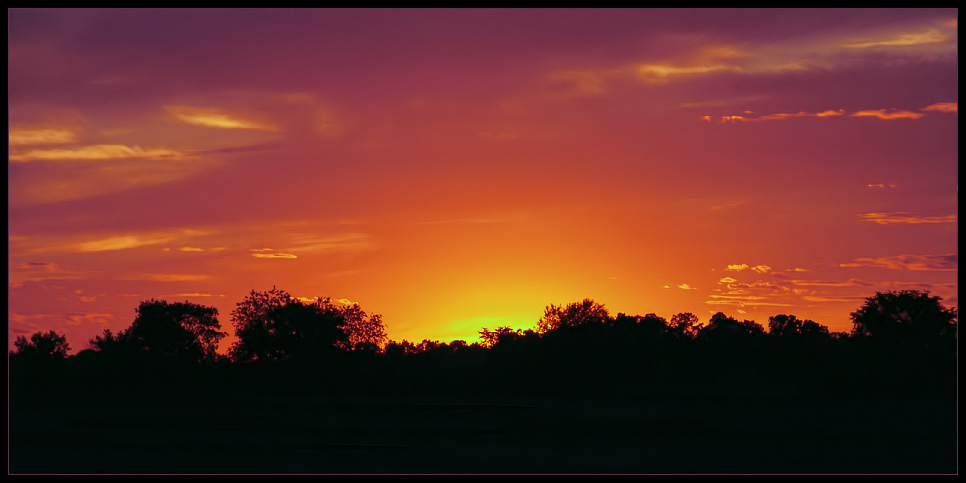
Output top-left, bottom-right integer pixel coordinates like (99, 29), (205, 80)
(9, 9), (958, 353)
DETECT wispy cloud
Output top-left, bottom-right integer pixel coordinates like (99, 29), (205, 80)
(165, 105), (279, 131)
(677, 283), (697, 290)
(636, 63), (739, 83)
(159, 293), (226, 298)
(74, 231), (205, 253)
(849, 109), (925, 120)
(790, 279), (875, 287)
(858, 212), (957, 224)
(15, 229), (210, 255)
(9, 127), (78, 146)
(840, 253), (957, 271)
(9, 144), (185, 162)
(250, 248), (298, 259)
(921, 102), (957, 113)
(285, 232), (376, 254)
(128, 273), (213, 282)
(724, 264), (771, 273)
(706, 107), (933, 123)
(801, 295), (865, 303)
(758, 110), (847, 121)
(8, 261), (85, 287)
(64, 312), (116, 326)
(842, 28), (949, 49)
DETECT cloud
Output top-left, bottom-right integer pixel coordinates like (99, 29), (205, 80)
(921, 102), (957, 113)
(867, 183), (897, 189)
(178, 247), (205, 252)
(250, 248), (298, 259)
(251, 252), (298, 259)
(849, 109), (925, 120)
(858, 212), (957, 224)
(64, 312), (115, 326)
(130, 273), (213, 282)
(842, 28), (949, 49)
(750, 265), (771, 274)
(719, 277), (737, 283)
(726, 264), (749, 271)
(285, 232), (376, 254)
(9, 127), (78, 146)
(758, 110), (847, 121)
(677, 283), (697, 290)
(635, 63), (739, 83)
(9, 144), (185, 162)
(73, 231), (206, 253)
(165, 105), (279, 131)
(840, 254), (957, 271)
(790, 279), (875, 287)
(7, 261), (84, 287)
(706, 107), (934, 123)
(801, 295), (865, 303)
(14, 261), (59, 272)
(707, 294), (767, 300)
(704, 299), (793, 307)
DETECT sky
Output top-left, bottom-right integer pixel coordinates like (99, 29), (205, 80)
(8, 9), (958, 354)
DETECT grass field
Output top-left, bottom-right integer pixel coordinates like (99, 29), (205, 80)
(9, 392), (957, 474)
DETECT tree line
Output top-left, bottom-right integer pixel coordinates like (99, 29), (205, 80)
(10, 289), (957, 399)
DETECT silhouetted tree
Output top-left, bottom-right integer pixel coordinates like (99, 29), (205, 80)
(536, 299), (610, 334)
(230, 287), (291, 362)
(88, 328), (121, 353)
(768, 314), (829, 339)
(124, 299), (226, 362)
(669, 312), (703, 339)
(850, 290), (957, 349)
(230, 288), (348, 362)
(339, 303), (388, 352)
(479, 326), (520, 348)
(698, 312), (766, 341)
(384, 339), (418, 357)
(12, 330), (70, 360)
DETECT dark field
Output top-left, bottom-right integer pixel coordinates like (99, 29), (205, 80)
(9, 391), (957, 474)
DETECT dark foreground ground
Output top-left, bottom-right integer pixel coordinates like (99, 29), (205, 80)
(9, 389), (957, 474)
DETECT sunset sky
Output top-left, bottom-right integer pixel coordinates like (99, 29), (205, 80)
(9, 9), (958, 353)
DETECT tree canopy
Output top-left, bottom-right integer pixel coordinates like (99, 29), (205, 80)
(125, 299), (226, 362)
(850, 290), (957, 348)
(12, 330), (70, 360)
(229, 288), (384, 362)
(536, 299), (610, 334)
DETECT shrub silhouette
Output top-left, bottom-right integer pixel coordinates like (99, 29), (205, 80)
(12, 330), (70, 360)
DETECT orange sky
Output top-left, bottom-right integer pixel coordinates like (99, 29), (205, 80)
(9, 9), (958, 353)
